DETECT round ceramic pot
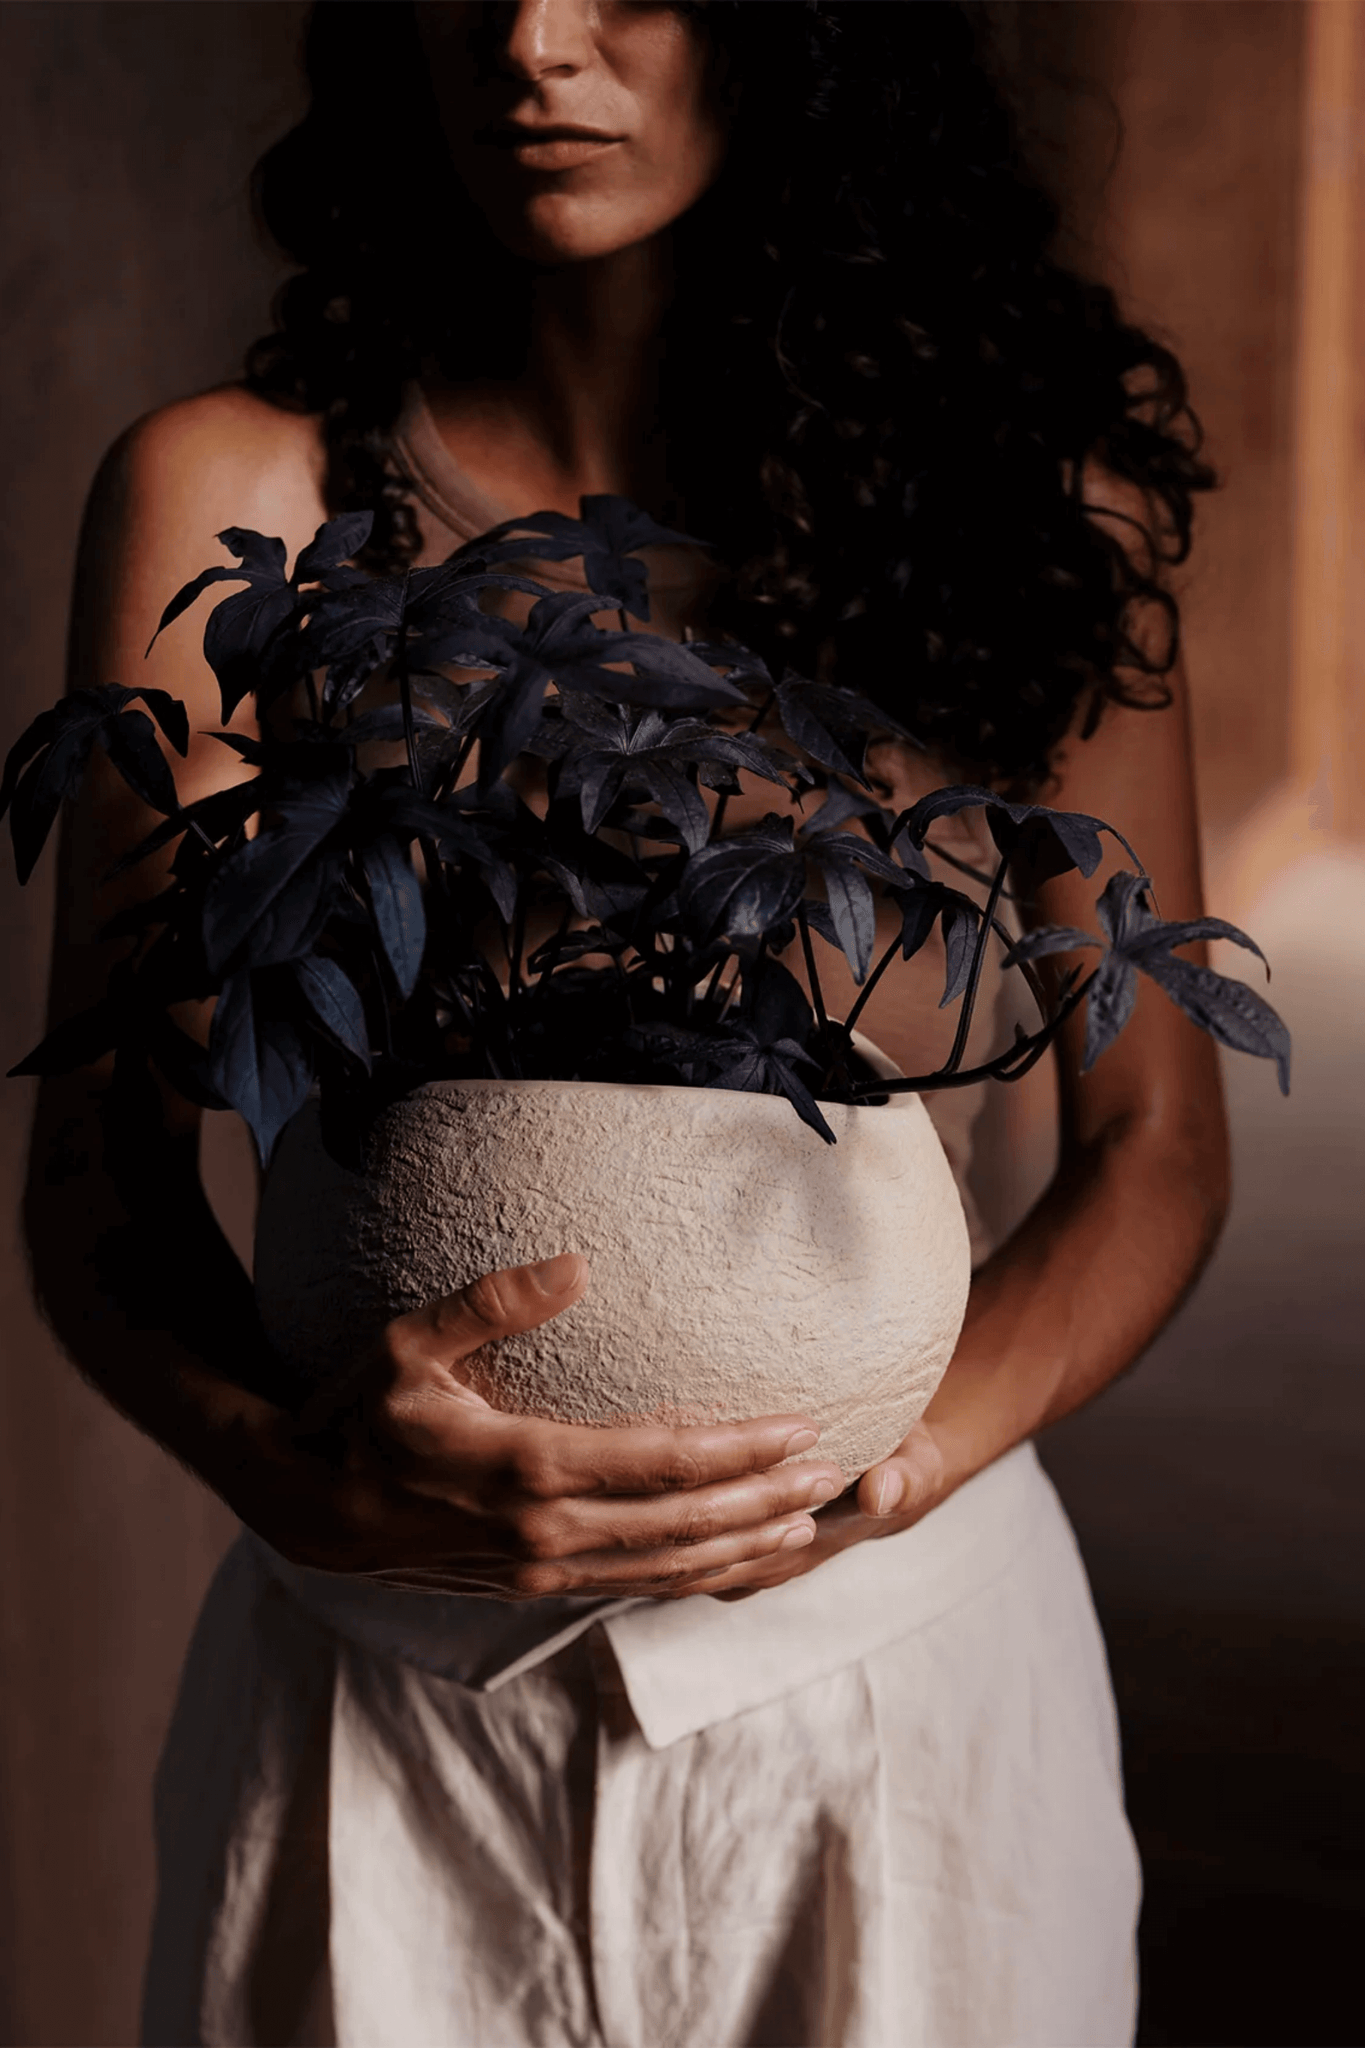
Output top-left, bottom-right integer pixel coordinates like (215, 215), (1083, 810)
(253, 1061), (971, 1479)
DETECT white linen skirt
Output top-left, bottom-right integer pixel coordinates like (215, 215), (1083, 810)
(141, 1445), (1140, 2048)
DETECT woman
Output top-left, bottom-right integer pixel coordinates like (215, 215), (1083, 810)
(29, 3), (1227, 2043)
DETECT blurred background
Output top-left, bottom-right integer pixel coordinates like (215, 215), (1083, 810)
(0, 4), (1361, 2042)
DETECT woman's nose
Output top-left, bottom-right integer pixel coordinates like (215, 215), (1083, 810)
(494, 0), (596, 83)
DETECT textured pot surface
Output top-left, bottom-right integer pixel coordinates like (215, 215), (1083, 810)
(254, 1075), (971, 1478)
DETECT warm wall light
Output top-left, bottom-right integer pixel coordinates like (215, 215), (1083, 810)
(1289, 0), (1365, 838)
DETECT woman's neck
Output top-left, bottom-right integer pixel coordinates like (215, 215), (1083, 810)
(424, 235), (671, 518)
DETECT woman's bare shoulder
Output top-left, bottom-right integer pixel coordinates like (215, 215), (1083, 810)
(90, 383), (329, 560)
(70, 387), (331, 712)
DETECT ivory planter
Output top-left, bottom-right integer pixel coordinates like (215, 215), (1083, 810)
(254, 1060), (971, 1480)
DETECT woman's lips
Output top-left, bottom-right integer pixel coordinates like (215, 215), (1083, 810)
(484, 127), (625, 172)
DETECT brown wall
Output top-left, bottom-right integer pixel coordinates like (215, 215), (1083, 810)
(0, 9), (305, 2042)
(0, 6), (1360, 2042)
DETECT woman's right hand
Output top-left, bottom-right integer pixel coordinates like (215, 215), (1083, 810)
(219, 1252), (846, 1602)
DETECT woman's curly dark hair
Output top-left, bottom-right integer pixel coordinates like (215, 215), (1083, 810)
(247, 0), (1213, 790)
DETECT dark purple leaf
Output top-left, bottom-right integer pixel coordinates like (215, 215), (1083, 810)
(131, 688), (190, 757)
(293, 512), (376, 584)
(801, 781), (885, 839)
(109, 775), (263, 877)
(292, 956), (371, 1070)
(1082, 951), (1139, 1071)
(822, 861), (877, 983)
(679, 816), (806, 942)
(1002, 925), (1102, 967)
(527, 926), (627, 973)
(745, 954), (817, 1048)
(8, 998), (124, 1077)
(897, 884), (945, 964)
(337, 705), (445, 747)
(147, 564), (249, 647)
(893, 785), (1140, 881)
(207, 969), (313, 1163)
(99, 707), (181, 816)
(1095, 868), (1151, 947)
(1, 686), (191, 883)
(891, 784), (999, 847)
(225, 848), (345, 971)
(699, 1027), (835, 1144)
(149, 529), (301, 721)
(447, 497), (702, 623)
(201, 768), (351, 973)
(1135, 954), (1291, 1093)
(204, 581), (304, 720)
(940, 900), (982, 1008)
(1126, 915), (1271, 975)
(362, 835), (426, 998)
(210, 732), (267, 766)
(218, 528), (288, 580)
(775, 676), (899, 785)
(6, 726), (95, 882)
(680, 641), (772, 687)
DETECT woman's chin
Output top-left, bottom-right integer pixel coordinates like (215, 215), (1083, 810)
(484, 193), (684, 269)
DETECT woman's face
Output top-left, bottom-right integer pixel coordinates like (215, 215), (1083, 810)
(415, 1), (730, 265)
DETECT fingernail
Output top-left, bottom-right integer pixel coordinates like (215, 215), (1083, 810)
(806, 1476), (840, 1506)
(784, 1427), (820, 1457)
(529, 1254), (582, 1294)
(781, 1520), (816, 1549)
(870, 1471), (905, 1517)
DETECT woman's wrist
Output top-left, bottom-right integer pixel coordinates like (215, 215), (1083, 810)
(161, 1357), (285, 1506)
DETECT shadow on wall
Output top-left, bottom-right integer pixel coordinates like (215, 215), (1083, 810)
(1040, 844), (1365, 2047)
(0, 7), (306, 2044)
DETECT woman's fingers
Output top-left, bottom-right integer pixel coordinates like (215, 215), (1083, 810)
(389, 1382), (831, 1506)
(482, 1455), (846, 1561)
(488, 1411), (831, 1502)
(492, 1509), (821, 1600)
(384, 1260), (828, 1502)
(855, 1422), (946, 1519)
(386, 1253), (591, 1370)
(371, 1258), (847, 1588)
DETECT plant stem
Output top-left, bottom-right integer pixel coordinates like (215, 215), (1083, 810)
(508, 891), (527, 994)
(850, 971), (1093, 1097)
(939, 851), (1010, 1078)
(701, 952), (728, 1014)
(440, 728), (478, 800)
(986, 912), (1050, 1027)
(842, 929), (901, 1042)
(395, 573), (422, 797)
(708, 688), (776, 844)
(816, 925), (900, 1095)
(716, 971), (742, 1023)
(746, 689), (776, 736)
(923, 836), (1020, 899)
(797, 906), (830, 1038)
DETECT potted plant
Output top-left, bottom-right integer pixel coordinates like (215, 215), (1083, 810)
(1, 502), (1290, 1476)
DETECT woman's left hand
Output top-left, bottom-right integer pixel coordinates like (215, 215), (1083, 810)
(700, 1421), (950, 1600)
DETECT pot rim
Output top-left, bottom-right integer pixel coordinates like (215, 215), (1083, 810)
(400, 1029), (915, 1119)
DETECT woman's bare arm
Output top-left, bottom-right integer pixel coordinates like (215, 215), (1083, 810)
(28, 388), (327, 1453)
(699, 554), (1231, 1592)
(909, 651), (1229, 1500)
